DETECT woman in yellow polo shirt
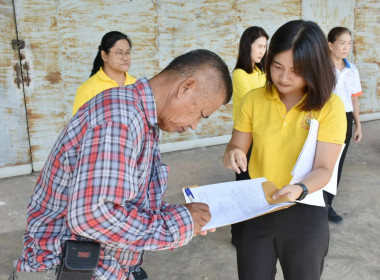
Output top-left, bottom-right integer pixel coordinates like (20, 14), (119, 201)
(224, 20), (346, 279)
(72, 33), (145, 279)
(232, 26), (269, 122)
(72, 31), (136, 115)
(230, 26), (269, 246)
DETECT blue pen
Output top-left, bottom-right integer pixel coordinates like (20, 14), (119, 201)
(185, 187), (195, 202)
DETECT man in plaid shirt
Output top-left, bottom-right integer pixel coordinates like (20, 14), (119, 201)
(11, 49), (232, 280)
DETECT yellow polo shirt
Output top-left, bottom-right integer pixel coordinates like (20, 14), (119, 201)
(72, 67), (136, 115)
(234, 86), (346, 189)
(232, 67), (266, 121)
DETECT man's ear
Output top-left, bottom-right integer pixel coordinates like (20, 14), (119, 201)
(177, 77), (197, 99)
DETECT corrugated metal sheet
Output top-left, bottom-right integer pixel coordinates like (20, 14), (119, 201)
(1, 0), (379, 176)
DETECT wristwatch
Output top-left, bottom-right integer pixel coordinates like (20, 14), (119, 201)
(294, 182), (308, 201)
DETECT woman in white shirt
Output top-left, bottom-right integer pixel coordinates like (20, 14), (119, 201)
(327, 27), (363, 224)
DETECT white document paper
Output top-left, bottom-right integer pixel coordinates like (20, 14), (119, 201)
(290, 119), (345, 207)
(182, 178), (294, 231)
(322, 144), (345, 195)
(291, 119), (319, 181)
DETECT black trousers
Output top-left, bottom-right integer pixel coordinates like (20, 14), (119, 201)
(235, 145), (252, 181)
(327, 112), (354, 206)
(231, 145), (252, 238)
(235, 200), (329, 280)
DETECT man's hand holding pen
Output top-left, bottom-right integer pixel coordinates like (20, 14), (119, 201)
(184, 202), (216, 236)
(184, 188), (216, 236)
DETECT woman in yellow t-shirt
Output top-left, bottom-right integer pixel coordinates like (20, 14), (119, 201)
(72, 31), (136, 115)
(230, 26), (269, 246)
(232, 26), (268, 182)
(232, 26), (268, 122)
(224, 20), (346, 279)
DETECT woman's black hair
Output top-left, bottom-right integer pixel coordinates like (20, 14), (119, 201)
(234, 26), (269, 73)
(265, 20), (336, 111)
(327, 27), (351, 43)
(90, 31), (132, 77)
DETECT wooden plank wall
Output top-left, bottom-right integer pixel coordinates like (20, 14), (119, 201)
(0, 1), (31, 175)
(353, 0), (380, 115)
(2, 0), (379, 174)
(302, 0), (380, 117)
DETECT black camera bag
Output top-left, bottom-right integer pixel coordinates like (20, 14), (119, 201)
(57, 240), (100, 280)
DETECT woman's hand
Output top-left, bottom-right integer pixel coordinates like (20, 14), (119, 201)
(274, 141), (344, 200)
(351, 96), (362, 143)
(223, 130), (252, 173)
(223, 146), (247, 174)
(353, 125), (362, 143)
(272, 184), (304, 202)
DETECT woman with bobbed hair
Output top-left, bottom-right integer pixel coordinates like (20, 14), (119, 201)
(224, 20), (346, 279)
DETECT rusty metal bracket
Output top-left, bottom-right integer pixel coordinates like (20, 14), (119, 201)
(11, 39), (25, 50)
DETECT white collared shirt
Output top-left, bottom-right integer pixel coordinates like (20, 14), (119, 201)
(333, 58), (363, 112)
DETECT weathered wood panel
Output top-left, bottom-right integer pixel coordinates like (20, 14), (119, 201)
(13, 0), (65, 170)
(14, 0), (158, 169)
(1, 0), (379, 176)
(57, 0), (158, 120)
(158, 0), (302, 144)
(302, 0), (356, 32)
(0, 0), (31, 177)
(302, 0), (380, 116)
(353, 0), (380, 115)
(157, 0), (237, 144)
(237, 0), (301, 39)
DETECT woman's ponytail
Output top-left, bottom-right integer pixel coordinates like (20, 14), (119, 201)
(90, 46), (104, 77)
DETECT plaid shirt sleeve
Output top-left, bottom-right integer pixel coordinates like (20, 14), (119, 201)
(67, 121), (193, 251)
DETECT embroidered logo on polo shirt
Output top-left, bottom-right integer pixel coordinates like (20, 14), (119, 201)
(300, 112), (314, 130)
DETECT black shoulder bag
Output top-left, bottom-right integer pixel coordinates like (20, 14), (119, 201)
(57, 240), (100, 280)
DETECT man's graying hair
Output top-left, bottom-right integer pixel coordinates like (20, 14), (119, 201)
(163, 49), (232, 104)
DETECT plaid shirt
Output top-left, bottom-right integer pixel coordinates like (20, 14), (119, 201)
(15, 77), (194, 280)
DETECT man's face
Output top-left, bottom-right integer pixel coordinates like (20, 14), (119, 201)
(158, 81), (225, 133)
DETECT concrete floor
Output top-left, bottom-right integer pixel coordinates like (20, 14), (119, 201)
(0, 120), (379, 280)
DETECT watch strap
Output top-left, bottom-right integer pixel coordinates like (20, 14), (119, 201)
(294, 182), (308, 201)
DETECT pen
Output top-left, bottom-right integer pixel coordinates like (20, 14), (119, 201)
(185, 187), (195, 202)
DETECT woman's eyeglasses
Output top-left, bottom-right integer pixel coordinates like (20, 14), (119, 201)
(111, 51), (131, 59)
